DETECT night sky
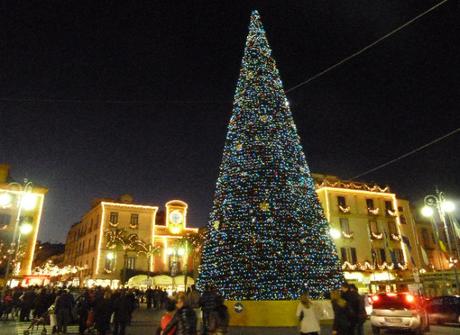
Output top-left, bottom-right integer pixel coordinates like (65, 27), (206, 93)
(2, 1), (459, 243)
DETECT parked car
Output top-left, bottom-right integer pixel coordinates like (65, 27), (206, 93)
(370, 292), (430, 335)
(426, 295), (460, 325)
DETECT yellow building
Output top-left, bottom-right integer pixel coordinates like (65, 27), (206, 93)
(313, 174), (417, 292)
(63, 195), (198, 288)
(0, 164), (47, 277)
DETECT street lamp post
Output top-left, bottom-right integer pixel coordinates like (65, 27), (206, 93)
(1, 179), (35, 298)
(12, 223), (34, 276)
(422, 188), (459, 294)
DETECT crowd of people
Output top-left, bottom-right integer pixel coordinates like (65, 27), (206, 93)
(157, 285), (229, 335)
(296, 282), (367, 335)
(0, 286), (141, 335)
(0, 282), (368, 335)
(0, 284), (229, 335)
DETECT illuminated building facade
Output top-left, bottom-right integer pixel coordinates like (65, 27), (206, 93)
(313, 174), (421, 292)
(63, 196), (197, 288)
(0, 164), (47, 276)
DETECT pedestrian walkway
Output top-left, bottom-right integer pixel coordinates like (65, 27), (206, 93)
(1, 307), (454, 335)
(128, 307), (315, 335)
(0, 321), (78, 335)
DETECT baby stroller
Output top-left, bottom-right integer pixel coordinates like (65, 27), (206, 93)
(24, 310), (50, 335)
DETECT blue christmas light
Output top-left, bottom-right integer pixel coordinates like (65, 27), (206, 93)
(197, 10), (343, 300)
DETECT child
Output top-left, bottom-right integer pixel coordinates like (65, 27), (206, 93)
(158, 299), (176, 335)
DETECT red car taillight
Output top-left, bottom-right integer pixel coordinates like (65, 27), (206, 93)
(405, 294), (415, 303)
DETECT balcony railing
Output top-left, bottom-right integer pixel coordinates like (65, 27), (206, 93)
(370, 231), (384, 240)
(386, 209), (397, 217)
(341, 261), (407, 271)
(390, 233), (402, 241)
(342, 231), (354, 239)
(338, 205), (351, 214)
(368, 207), (380, 216)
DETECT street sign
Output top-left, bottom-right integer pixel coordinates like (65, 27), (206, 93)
(234, 302), (244, 313)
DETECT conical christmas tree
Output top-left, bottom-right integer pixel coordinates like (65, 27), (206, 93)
(198, 10), (343, 300)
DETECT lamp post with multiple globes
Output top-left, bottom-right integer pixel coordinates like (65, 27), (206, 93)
(0, 179), (37, 298)
(421, 188), (459, 294)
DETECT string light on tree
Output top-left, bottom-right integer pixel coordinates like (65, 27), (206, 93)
(197, 10), (343, 300)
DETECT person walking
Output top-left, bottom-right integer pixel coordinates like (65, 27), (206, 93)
(186, 285), (202, 332)
(93, 291), (112, 335)
(55, 289), (74, 334)
(75, 291), (90, 335)
(208, 296), (229, 335)
(296, 293), (320, 335)
(349, 284), (367, 335)
(33, 288), (50, 319)
(20, 288), (36, 321)
(145, 287), (154, 309)
(113, 290), (131, 335)
(162, 294), (197, 335)
(199, 285), (217, 335)
(331, 290), (350, 335)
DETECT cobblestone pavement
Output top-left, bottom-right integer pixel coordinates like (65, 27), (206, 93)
(1, 307), (458, 335)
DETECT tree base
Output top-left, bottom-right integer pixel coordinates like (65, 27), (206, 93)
(225, 300), (333, 327)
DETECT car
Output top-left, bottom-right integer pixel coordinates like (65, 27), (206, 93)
(426, 295), (460, 325)
(370, 292), (430, 335)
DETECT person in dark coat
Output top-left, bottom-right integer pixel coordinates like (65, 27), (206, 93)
(75, 291), (90, 335)
(340, 283), (355, 333)
(200, 285), (218, 335)
(145, 287), (154, 309)
(125, 289), (136, 325)
(331, 290), (351, 335)
(55, 289), (74, 334)
(162, 294), (197, 335)
(113, 290), (131, 335)
(33, 288), (50, 318)
(93, 291), (112, 335)
(20, 288), (36, 321)
(208, 296), (229, 335)
(349, 284), (367, 335)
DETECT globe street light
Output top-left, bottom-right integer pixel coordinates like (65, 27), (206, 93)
(330, 228), (341, 240)
(423, 189), (459, 294)
(106, 252), (115, 260)
(0, 179), (35, 298)
(441, 201), (455, 214)
(19, 223), (33, 235)
(421, 206), (434, 218)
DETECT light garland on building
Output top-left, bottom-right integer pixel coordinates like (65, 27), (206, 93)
(32, 261), (87, 277)
(386, 209), (397, 217)
(377, 262), (395, 271)
(390, 233), (402, 241)
(368, 207), (380, 215)
(342, 261), (404, 272)
(316, 180), (390, 193)
(342, 231), (354, 239)
(338, 205), (351, 213)
(397, 263), (408, 270)
(371, 232), (384, 240)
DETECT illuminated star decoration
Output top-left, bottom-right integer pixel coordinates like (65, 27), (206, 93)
(197, 10), (343, 300)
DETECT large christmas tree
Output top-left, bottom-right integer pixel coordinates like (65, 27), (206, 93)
(198, 10), (343, 300)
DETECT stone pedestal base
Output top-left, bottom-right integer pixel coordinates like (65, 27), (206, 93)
(224, 300), (333, 327)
